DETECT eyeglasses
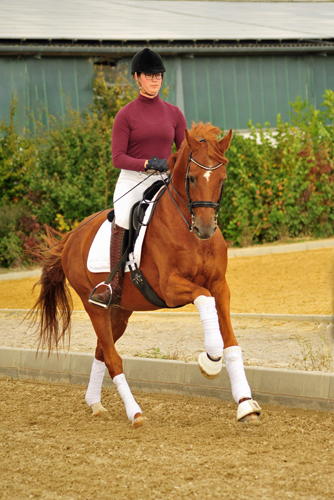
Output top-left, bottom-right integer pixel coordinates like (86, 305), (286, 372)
(144, 73), (163, 81)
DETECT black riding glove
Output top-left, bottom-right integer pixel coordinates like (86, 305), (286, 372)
(145, 157), (169, 173)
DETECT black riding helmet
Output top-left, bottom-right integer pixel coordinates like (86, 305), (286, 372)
(131, 48), (166, 75)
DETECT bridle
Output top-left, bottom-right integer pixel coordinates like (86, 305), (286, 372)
(165, 139), (226, 232)
(185, 139), (224, 232)
(186, 147), (225, 231)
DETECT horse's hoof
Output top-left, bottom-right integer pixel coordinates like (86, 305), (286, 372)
(198, 352), (222, 379)
(91, 402), (109, 418)
(239, 413), (261, 425)
(237, 399), (261, 425)
(132, 413), (147, 429)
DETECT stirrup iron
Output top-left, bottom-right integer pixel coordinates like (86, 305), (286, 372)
(88, 282), (113, 309)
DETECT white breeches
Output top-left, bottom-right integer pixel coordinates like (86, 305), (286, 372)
(85, 358), (106, 407)
(194, 295), (224, 358)
(224, 346), (252, 403)
(113, 170), (168, 229)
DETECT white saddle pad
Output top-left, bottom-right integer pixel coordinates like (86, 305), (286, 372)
(87, 219), (112, 273)
(87, 187), (163, 273)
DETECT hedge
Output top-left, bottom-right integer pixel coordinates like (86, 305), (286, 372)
(220, 90), (334, 246)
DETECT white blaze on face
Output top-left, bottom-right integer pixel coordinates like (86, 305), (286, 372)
(203, 171), (211, 182)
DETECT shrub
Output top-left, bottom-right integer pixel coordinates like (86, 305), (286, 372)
(0, 66), (137, 266)
(0, 202), (43, 267)
(0, 97), (37, 204)
(24, 66), (137, 228)
(220, 90), (334, 246)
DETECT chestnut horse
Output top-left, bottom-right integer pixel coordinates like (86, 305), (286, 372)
(29, 122), (261, 428)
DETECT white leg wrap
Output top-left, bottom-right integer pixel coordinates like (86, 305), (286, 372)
(224, 346), (252, 403)
(194, 295), (224, 358)
(85, 358), (106, 407)
(113, 373), (142, 422)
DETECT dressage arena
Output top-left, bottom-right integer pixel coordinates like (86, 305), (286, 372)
(0, 244), (334, 499)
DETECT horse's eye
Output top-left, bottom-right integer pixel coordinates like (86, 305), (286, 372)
(188, 175), (196, 185)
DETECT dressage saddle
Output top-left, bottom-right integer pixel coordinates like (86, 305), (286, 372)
(105, 180), (180, 309)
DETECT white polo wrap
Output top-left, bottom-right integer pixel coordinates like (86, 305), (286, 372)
(194, 295), (224, 358)
(85, 358), (106, 407)
(224, 346), (252, 403)
(113, 373), (142, 422)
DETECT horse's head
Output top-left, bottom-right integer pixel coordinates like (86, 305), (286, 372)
(169, 122), (232, 240)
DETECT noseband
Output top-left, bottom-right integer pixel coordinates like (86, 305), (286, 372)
(185, 140), (225, 232)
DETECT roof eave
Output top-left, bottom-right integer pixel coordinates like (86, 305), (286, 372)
(1, 41), (333, 57)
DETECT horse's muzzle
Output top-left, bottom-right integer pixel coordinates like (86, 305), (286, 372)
(192, 216), (217, 240)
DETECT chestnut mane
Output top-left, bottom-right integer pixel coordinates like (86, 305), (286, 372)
(183, 122), (228, 164)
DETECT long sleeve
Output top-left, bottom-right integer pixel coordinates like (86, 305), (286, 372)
(174, 110), (187, 150)
(112, 111), (146, 172)
(111, 94), (186, 172)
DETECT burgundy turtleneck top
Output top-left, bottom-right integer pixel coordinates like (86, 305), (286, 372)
(111, 93), (187, 172)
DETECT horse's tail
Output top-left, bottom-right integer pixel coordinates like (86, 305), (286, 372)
(27, 226), (73, 355)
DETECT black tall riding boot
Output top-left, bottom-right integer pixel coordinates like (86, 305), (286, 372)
(89, 224), (126, 308)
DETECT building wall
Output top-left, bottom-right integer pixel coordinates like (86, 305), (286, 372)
(1, 53), (333, 134)
(0, 56), (95, 133)
(163, 54), (334, 131)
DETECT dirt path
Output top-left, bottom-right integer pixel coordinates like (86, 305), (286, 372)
(1, 309), (333, 372)
(0, 247), (333, 372)
(1, 378), (334, 500)
(1, 247), (333, 314)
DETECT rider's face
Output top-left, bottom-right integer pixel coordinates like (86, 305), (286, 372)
(135, 72), (163, 98)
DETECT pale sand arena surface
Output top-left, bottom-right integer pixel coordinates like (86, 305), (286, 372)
(1, 247), (334, 314)
(0, 248), (333, 371)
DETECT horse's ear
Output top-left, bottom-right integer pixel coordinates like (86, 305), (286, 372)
(185, 129), (201, 152)
(219, 129), (233, 152)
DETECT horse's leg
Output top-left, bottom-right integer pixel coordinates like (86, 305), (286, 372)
(214, 281), (261, 425)
(161, 274), (261, 424)
(84, 304), (146, 428)
(194, 294), (224, 378)
(110, 308), (147, 429)
(85, 340), (109, 417)
(159, 274), (225, 379)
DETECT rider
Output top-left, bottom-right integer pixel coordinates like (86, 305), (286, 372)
(89, 48), (187, 308)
